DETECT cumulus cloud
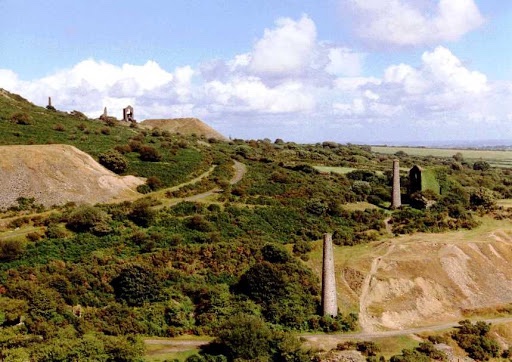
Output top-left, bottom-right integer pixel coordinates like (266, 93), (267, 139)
(249, 15), (317, 75)
(346, 0), (484, 46)
(333, 46), (498, 133)
(1, 14), (511, 143)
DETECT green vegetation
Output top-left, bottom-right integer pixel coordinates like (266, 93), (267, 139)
(1, 90), (512, 360)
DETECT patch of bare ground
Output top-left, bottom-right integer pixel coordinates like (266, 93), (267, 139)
(0, 144), (145, 208)
(345, 221), (512, 332)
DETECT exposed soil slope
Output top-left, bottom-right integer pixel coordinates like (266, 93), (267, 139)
(140, 118), (227, 141)
(0, 144), (144, 208)
(350, 229), (512, 332)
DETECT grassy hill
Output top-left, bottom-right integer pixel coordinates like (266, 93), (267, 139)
(1, 89), (512, 361)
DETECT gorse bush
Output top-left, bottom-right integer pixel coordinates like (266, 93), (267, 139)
(98, 150), (128, 174)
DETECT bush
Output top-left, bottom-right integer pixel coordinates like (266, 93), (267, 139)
(473, 160), (491, 171)
(146, 176), (164, 191)
(0, 239), (26, 261)
(65, 205), (112, 235)
(52, 123), (65, 131)
(10, 112), (32, 125)
(452, 320), (500, 361)
(139, 145), (162, 162)
(98, 150), (128, 174)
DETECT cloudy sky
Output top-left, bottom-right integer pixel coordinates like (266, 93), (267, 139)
(1, 0), (511, 144)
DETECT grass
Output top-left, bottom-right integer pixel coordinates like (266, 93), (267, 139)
(314, 166), (356, 174)
(497, 199), (512, 208)
(143, 336), (212, 362)
(372, 335), (420, 359)
(144, 349), (198, 362)
(341, 202), (380, 211)
(314, 166), (385, 176)
(421, 169), (440, 193)
(372, 146), (512, 168)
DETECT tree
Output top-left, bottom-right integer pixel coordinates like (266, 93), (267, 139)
(213, 314), (272, 361)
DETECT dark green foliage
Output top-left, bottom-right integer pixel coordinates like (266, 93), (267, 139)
(128, 199), (157, 227)
(473, 160), (491, 171)
(261, 244), (291, 263)
(111, 265), (163, 306)
(0, 239), (26, 261)
(389, 341), (446, 362)
(469, 187), (497, 210)
(98, 150), (128, 174)
(452, 320), (500, 361)
(209, 313), (311, 362)
(236, 257), (319, 328)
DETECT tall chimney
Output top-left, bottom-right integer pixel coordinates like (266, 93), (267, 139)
(391, 159), (401, 209)
(48, 96), (52, 107)
(322, 233), (337, 317)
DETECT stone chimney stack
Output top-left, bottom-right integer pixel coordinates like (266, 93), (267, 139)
(322, 233), (337, 317)
(391, 159), (401, 209)
(48, 97), (52, 108)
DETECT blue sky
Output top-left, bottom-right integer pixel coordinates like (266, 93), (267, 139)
(1, 0), (511, 144)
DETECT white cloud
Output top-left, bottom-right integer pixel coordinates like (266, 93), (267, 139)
(346, 0), (484, 46)
(325, 48), (365, 77)
(249, 15), (317, 75)
(1, 14), (511, 143)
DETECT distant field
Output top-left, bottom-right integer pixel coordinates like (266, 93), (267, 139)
(372, 146), (512, 168)
(314, 166), (385, 175)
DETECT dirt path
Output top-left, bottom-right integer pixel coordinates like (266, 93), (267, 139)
(301, 316), (512, 350)
(144, 317), (512, 353)
(144, 339), (211, 353)
(230, 160), (247, 185)
(158, 160), (247, 207)
(358, 243), (396, 333)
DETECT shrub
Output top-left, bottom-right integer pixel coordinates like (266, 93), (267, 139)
(146, 176), (164, 191)
(98, 150), (128, 174)
(10, 112), (32, 125)
(452, 320), (500, 361)
(52, 123), (65, 131)
(65, 205), (112, 235)
(473, 160), (491, 171)
(139, 145), (162, 162)
(0, 239), (26, 261)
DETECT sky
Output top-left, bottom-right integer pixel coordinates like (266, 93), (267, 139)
(1, 0), (512, 144)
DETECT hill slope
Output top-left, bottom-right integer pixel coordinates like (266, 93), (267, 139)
(141, 118), (227, 140)
(0, 144), (144, 208)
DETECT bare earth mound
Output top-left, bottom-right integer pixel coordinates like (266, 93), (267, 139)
(0, 144), (144, 208)
(352, 230), (512, 332)
(141, 118), (227, 141)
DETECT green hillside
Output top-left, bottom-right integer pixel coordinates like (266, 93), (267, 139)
(1, 90), (512, 361)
